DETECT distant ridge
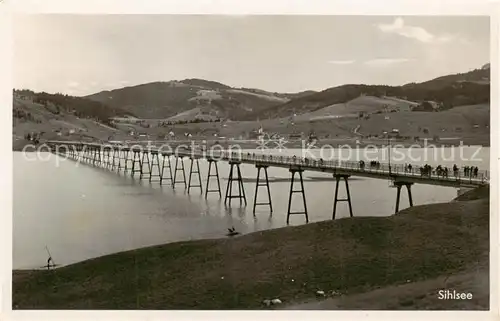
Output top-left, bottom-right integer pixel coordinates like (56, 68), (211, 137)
(84, 79), (309, 121)
(252, 66), (490, 119)
(79, 64), (488, 121)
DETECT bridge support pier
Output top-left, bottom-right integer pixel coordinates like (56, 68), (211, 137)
(173, 156), (187, 188)
(187, 158), (203, 194)
(93, 147), (101, 166)
(287, 168), (308, 224)
(148, 152), (162, 183)
(111, 149), (118, 171)
(332, 174), (354, 219)
(394, 181), (414, 213)
(224, 161), (247, 206)
(102, 148), (108, 167)
(98, 148), (103, 167)
(160, 154), (173, 186)
(118, 149), (124, 170)
(100, 148), (108, 168)
(140, 151), (151, 180)
(130, 150), (142, 177)
(91, 148), (96, 164)
(99, 148), (103, 167)
(100, 148), (105, 167)
(205, 159), (221, 199)
(122, 149), (130, 173)
(108, 149), (114, 168)
(253, 164), (273, 215)
(90, 147), (95, 165)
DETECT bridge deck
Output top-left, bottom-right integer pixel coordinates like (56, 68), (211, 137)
(46, 141), (488, 188)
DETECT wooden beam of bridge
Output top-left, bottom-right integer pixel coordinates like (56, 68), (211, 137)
(46, 141), (488, 188)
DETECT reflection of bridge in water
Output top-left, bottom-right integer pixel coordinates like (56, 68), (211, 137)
(46, 141), (489, 224)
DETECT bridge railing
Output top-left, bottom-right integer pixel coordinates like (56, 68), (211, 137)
(46, 141), (488, 185)
(220, 151), (488, 185)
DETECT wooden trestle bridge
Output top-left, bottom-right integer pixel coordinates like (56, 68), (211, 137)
(46, 141), (489, 224)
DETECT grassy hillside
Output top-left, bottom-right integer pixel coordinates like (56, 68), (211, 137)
(12, 96), (120, 145)
(82, 103), (488, 146)
(85, 66), (489, 123)
(254, 67), (490, 119)
(408, 67), (490, 91)
(322, 104), (490, 140)
(85, 79), (291, 121)
(15, 89), (133, 123)
(13, 186), (489, 309)
(293, 95), (419, 122)
(171, 103), (487, 144)
(13, 66), (490, 146)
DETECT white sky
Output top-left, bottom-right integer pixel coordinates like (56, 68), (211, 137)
(13, 15), (490, 96)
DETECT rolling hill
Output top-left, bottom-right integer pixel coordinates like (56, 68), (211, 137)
(85, 79), (309, 121)
(14, 89), (133, 123)
(83, 65), (489, 122)
(12, 95), (121, 146)
(252, 66), (490, 120)
(13, 64), (490, 148)
(291, 95), (419, 122)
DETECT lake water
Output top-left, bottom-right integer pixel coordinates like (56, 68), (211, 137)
(13, 146), (489, 269)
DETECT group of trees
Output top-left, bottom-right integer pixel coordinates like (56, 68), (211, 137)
(13, 108), (42, 124)
(24, 132), (43, 142)
(157, 118), (222, 126)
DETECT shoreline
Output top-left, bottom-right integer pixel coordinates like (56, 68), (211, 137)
(12, 137), (490, 152)
(12, 186), (489, 309)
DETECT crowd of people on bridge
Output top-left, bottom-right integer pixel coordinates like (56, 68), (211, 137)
(463, 165), (480, 178)
(236, 152), (482, 180)
(356, 160), (481, 180)
(412, 164), (480, 179)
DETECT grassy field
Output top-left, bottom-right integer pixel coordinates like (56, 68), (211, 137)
(12, 186), (489, 310)
(140, 104), (489, 146)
